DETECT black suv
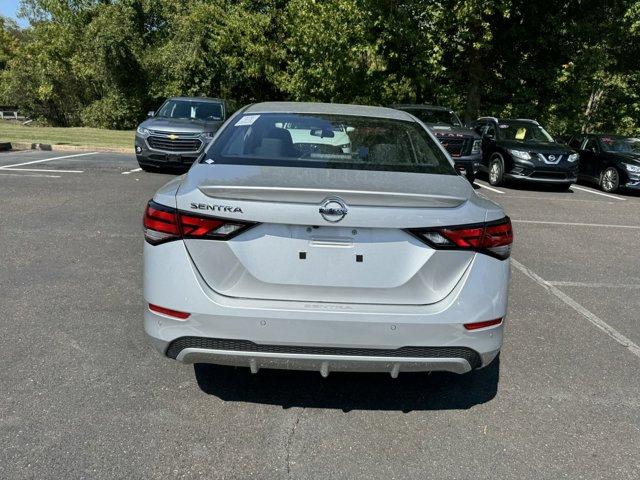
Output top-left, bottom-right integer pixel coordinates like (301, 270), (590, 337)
(392, 104), (481, 182)
(567, 134), (640, 193)
(135, 97), (232, 172)
(471, 117), (578, 189)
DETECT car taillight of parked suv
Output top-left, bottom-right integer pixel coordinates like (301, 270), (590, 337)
(471, 117), (578, 190)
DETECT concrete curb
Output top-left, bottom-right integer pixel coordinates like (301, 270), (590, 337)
(7, 142), (134, 154)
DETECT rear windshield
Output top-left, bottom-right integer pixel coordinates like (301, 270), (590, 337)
(157, 99), (223, 121)
(202, 113), (455, 174)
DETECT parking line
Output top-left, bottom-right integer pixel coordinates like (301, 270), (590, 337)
(571, 185), (626, 201)
(122, 167), (142, 175)
(512, 220), (640, 230)
(548, 281), (640, 289)
(0, 172), (61, 178)
(3, 168), (84, 173)
(0, 151), (98, 169)
(474, 181), (505, 194)
(512, 258), (640, 358)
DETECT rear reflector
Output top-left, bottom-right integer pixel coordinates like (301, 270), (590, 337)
(408, 217), (513, 259)
(464, 318), (503, 330)
(144, 200), (257, 245)
(148, 303), (190, 320)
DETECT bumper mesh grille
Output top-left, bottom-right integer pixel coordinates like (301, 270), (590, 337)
(166, 336), (481, 368)
(147, 136), (202, 152)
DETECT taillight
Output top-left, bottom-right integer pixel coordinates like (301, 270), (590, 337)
(143, 200), (257, 245)
(148, 303), (190, 320)
(408, 217), (513, 259)
(464, 318), (503, 330)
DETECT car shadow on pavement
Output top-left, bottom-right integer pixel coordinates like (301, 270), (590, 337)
(476, 173), (577, 193)
(193, 357), (499, 412)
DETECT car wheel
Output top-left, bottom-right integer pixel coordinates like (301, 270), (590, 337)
(600, 167), (620, 192)
(488, 156), (505, 186)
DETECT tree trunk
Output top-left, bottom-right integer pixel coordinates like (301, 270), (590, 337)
(464, 48), (483, 124)
(582, 87), (605, 133)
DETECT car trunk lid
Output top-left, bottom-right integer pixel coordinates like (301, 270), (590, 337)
(176, 164), (483, 305)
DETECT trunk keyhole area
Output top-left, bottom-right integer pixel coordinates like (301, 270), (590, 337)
(356, 254), (363, 263)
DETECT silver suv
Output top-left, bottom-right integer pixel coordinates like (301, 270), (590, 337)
(135, 97), (230, 172)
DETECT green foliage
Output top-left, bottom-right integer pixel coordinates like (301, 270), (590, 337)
(80, 92), (143, 130)
(0, 0), (638, 135)
(146, 0), (277, 103)
(0, 16), (20, 71)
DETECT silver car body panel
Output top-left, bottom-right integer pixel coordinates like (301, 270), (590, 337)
(176, 164), (501, 305)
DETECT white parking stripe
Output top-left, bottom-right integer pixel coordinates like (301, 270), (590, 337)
(474, 181), (505, 194)
(512, 220), (640, 230)
(571, 185), (626, 201)
(122, 167), (142, 175)
(512, 259), (640, 359)
(0, 151), (98, 169)
(548, 281), (640, 289)
(0, 172), (61, 178)
(3, 168), (83, 173)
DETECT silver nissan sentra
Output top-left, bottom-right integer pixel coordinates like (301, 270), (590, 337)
(143, 102), (512, 377)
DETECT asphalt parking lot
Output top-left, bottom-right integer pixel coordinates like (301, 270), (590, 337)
(1, 150), (639, 479)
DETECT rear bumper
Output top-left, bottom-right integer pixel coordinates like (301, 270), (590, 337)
(172, 347), (492, 375)
(164, 337), (497, 375)
(144, 241), (508, 375)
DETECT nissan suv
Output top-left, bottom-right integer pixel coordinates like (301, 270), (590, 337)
(135, 97), (231, 172)
(471, 117), (578, 189)
(392, 104), (482, 182)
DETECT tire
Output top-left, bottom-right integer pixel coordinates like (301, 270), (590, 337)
(600, 167), (620, 193)
(557, 182), (572, 191)
(488, 156), (505, 186)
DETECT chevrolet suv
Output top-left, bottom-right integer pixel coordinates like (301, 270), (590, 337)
(471, 117), (578, 189)
(135, 97), (230, 172)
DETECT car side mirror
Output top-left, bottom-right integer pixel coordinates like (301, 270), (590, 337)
(147, 111), (155, 118)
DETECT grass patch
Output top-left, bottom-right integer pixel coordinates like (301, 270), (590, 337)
(0, 122), (134, 149)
